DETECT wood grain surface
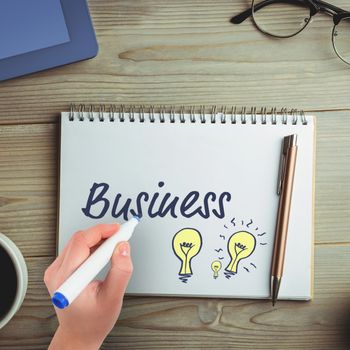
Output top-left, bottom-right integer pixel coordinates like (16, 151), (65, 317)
(1, 0), (350, 124)
(0, 246), (349, 350)
(0, 0), (349, 349)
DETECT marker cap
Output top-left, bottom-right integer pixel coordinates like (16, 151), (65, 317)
(52, 292), (69, 309)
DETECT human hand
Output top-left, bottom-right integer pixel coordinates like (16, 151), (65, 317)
(44, 224), (133, 350)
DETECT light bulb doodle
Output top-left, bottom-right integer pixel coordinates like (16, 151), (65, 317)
(172, 228), (202, 282)
(211, 260), (222, 279)
(225, 231), (256, 275)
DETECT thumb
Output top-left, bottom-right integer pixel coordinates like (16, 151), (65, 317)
(99, 242), (133, 304)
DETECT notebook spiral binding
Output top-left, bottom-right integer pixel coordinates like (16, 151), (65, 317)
(68, 104), (307, 125)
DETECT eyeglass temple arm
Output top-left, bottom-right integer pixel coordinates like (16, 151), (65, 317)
(231, 0), (274, 24)
(231, 0), (313, 24)
(314, 0), (345, 15)
(231, 0), (346, 25)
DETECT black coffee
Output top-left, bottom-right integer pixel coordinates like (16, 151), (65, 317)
(0, 245), (17, 319)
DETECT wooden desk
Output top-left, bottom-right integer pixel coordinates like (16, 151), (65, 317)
(0, 1), (349, 348)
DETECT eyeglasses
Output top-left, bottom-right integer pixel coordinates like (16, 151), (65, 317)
(231, 0), (350, 65)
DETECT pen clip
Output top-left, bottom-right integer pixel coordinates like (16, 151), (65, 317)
(277, 137), (288, 195)
(277, 135), (298, 195)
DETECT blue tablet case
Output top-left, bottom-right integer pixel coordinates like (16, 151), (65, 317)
(0, 0), (98, 81)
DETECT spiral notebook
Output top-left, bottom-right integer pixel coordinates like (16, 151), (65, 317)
(58, 105), (315, 300)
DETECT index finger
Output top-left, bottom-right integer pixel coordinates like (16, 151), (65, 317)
(57, 223), (120, 269)
(54, 223), (120, 287)
(78, 223), (120, 248)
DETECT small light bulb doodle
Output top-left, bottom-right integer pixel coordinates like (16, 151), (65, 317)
(211, 260), (222, 279)
(172, 228), (202, 281)
(225, 231), (256, 274)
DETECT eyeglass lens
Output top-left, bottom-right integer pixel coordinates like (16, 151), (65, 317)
(252, 0), (311, 38)
(333, 17), (350, 64)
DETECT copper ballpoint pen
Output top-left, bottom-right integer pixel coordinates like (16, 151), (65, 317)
(271, 134), (298, 306)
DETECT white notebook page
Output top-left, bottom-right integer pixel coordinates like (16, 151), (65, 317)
(59, 111), (314, 300)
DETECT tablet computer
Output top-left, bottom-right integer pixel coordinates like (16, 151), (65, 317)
(0, 0), (98, 81)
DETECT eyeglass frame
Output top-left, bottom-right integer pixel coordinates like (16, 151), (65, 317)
(231, 0), (350, 65)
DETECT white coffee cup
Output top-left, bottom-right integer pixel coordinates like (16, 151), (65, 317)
(0, 233), (28, 329)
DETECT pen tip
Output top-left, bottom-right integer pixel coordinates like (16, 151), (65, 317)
(133, 215), (141, 222)
(271, 276), (281, 307)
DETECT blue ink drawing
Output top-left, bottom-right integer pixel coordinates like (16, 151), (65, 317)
(224, 271), (235, 279)
(179, 274), (192, 283)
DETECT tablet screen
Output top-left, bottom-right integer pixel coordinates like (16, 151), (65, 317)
(0, 0), (70, 60)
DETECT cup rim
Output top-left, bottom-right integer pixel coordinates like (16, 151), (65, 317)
(0, 233), (28, 329)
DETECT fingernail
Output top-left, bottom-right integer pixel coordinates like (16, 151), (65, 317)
(118, 242), (130, 257)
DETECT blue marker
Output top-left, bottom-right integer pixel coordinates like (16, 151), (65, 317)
(52, 216), (140, 309)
